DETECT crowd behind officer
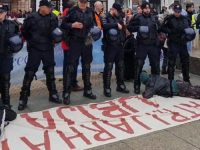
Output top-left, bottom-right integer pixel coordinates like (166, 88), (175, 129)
(101, 3), (129, 97)
(61, 0), (96, 105)
(93, 1), (104, 30)
(128, 1), (161, 94)
(0, 5), (20, 108)
(18, 0), (62, 111)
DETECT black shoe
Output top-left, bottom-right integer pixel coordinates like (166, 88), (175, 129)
(49, 93), (62, 104)
(62, 92), (71, 105)
(161, 70), (168, 75)
(134, 84), (140, 94)
(104, 88), (111, 97)
(18, 99), (27, 111)
(83, 90), (96, 99)
(116, 85), (129, 93)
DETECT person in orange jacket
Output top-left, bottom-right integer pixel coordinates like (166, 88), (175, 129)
(94, 1), (104, 30)
(61, 1), (83, 92)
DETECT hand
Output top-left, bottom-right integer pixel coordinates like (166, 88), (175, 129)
(72, 22), (83, 29)
(118, 23), (122, 30)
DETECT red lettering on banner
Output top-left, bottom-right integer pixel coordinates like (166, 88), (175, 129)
(153, 110), (164, 114)
(163, 109), (190, 122)
(1, 139), (10, 150)
(57, 127), (92, 149)
(103, 118), (134, 134)
(174, 105), (200, 119)
(90, 101), (131, 118)
(180, 101), (200, 109)
(135, 96), (159, 108)
(21, 111), (56, 129)
(152, 114), (170, 125)
(81, 122), (116, 141)
(131, 115), (152, 130)
(20, 130), (50, 150)
(77, 106), (99, 120)
(118, 97), (139, 113)
(57, 107), (75, 125)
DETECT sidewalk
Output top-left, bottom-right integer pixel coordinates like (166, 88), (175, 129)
(9, 71), (200, 150)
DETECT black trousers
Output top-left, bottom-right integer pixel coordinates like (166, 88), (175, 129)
(124, 51), (135, 80)
(104, 44), (124, 63)
(25, 48), (55, 73)
(136, 44), (161, 74)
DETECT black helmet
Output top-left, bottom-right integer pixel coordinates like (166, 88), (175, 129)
(138, 26), (150, 39)
(7, 35), (23, 53)
(90, 26), (101, 41)
(182, 28), (196, 42)
(51, 28), (64, 43)
(106, 29), (118, 42)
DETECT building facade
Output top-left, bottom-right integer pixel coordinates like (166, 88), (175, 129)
(0, 0), (30, 12)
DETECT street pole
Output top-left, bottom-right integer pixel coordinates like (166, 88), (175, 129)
(60, 0), (63, 13)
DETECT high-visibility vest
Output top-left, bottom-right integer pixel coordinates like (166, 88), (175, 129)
(192, 14), (196, 30)
(52, 10), (59, 16)
(95, 12), (104, 30)
(125, 11), (131, 16)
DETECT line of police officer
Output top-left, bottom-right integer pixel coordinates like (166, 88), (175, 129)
(0, 0), (196, 111)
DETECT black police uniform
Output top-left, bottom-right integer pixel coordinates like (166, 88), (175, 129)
(0, 13), (19, 107)
(128, 12), (161, 94)
(161, 14), (191, 82)
(61, 6), (96, 105)
(101, 5), (129, 97)
(18, 10), (62, 110)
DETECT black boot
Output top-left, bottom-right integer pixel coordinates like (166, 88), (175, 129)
(45, 67), (62, 104)
(1, 74), (11, 107)
(182, 58), (191, 84)
(134, 59), (144, 94)
(18, 71), (35, 111)
(63, 65), (74, 105)
(82, 64), (96, 99)
(103, 63), (113, 97)
(168, 60), (175, 80)
(115, 60), (129, 93)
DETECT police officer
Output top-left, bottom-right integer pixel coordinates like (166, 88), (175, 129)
(101, 3), (129, 97)
(18, 0), (62, 111)
(61, 0), (96, 105)
(161, 4), (192, 83)
(127, 1), (161, 94)
(0, 5), (19, 108)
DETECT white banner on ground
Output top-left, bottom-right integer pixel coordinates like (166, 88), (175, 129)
(1, 96), (200, 150)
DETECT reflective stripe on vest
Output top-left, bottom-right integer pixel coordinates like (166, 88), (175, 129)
(95, 12), (103, 30)
(192, 14), (196, 30)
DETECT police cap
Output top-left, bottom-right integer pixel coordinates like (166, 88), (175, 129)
(141, 1), (151, 9)
(0, 5), (8, 12)
(39, 0), (53, 7)
(174, 4), (182, 12)
(79, 0), (88, 2)
(112, 3), (123, 14)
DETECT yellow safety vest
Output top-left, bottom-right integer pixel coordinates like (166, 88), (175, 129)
(192, 14), (196, 30)
(52, 10), (59, 16)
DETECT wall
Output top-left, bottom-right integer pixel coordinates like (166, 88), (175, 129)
(108, 0), (133, 10)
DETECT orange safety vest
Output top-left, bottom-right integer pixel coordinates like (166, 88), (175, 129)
(125, 11), (131, 16)
(95, 12), (104, 30)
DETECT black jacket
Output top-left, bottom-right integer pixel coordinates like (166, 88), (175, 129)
(101, 13), (126, 45)
(143, 75), (171, 99)
(127, 13), (161, 45)
(61, 6), (94, 39)
(161, 14), (191, 43)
